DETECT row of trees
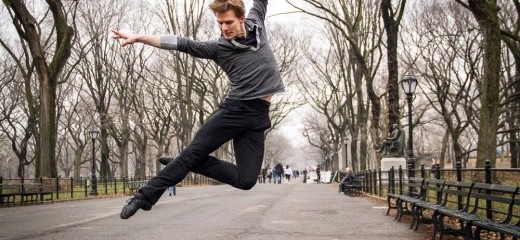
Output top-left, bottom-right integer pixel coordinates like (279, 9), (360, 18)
(0, 0), (519, 180)
(291, 0), (519, 171)
(0, 0), (301, 178)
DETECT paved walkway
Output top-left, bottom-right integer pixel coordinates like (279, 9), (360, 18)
(0, 179), (429, 240)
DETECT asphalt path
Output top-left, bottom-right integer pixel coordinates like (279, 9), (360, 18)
(0, 180), (428, 240)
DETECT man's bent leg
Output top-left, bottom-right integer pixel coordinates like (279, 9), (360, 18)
(191, 100), (270, 190)
(139, 99), (270, 203)
(121, 99), (270, 219)
(192, 129), (266, 190)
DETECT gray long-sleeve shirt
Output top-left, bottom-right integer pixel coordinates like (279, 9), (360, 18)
(159, 0), (285, 100)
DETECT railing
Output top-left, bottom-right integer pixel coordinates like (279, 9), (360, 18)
(360, 161), (519, 197)
(357, 160), (520, 218)
(0, 173), (222, 205)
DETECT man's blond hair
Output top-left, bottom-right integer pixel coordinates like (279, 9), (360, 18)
(209, 0), (245, 17)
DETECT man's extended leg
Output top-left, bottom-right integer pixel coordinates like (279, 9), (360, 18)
(121, 99), (270, 219)
(121, 109), (240, 219)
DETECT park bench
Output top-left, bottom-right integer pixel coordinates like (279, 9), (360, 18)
(0, 183), (53, 206)
(0, 193), (16, 206)
(408, 181), (519, 240)
(386, 177), (424, 221)
(127, 180), (148, 193)
(20, 183), (54, 205)
(411, 180), (473, 239)
(344, 175), (365, 196)
(409, 178), (446, 231)
(382, 162), (520, 239)
(466, 183), (519, 240)
(0, 184), (19, 206)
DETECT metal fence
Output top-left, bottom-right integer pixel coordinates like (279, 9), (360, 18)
(351, 160), (520, 221)
(358, 160), (520, 199)
(0, 173), (222, 205)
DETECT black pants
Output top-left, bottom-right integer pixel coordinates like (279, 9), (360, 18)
(140, 99), (271, 204)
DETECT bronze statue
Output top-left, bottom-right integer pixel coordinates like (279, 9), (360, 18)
(377, 123), (405, 157)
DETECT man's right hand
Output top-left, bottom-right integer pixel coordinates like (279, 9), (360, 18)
(111, 29), (138, 47)
(111, 30), (161, 48)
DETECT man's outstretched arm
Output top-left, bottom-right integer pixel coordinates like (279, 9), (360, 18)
(111, 29), (160, 48)
(248, 0), (267, 22)
(112, 30), (218, 60)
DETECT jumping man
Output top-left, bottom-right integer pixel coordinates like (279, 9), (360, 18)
(112, 0), (284, 219)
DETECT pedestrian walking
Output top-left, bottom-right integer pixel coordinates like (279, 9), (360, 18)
(274, 163), (283, 184)
(284, 165), (292, 183)
(168, 185), (176, 196)
(316, 166), (321, 184)
(267, 167), (272, 183)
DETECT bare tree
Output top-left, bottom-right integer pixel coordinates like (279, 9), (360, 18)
(2, 0), (77, 177)
(152, 0), (213, 154)
(0, 60), (35, 177)
(264, 132), (291, 168)
(381, 0), (407, 127)
(401, 1), (482, 167)
(453, 0), (503, 167)
(265, 23), (305, 135)
(297, 27), (351, 171)
(288, 0), (384, 171)
(499, 0), (520, 168)
(302, 112), (337, 170)
(141, 67), (181, 174)
(74, 0), (145, 178)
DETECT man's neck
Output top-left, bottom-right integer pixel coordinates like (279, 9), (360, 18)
(237, 24), (247, 39)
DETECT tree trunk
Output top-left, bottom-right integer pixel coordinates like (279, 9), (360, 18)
(39, 75), (58, 177)
(4, 0), (74, 177)
(503, 41), (520, 168)
(73, 148), (82, 179)
(119, 141), (129, 178)
(440, 129), (449, 168)
(381, 0), (405, 127)
(99, 129), (111, 178)
(467, 0), (501, 167)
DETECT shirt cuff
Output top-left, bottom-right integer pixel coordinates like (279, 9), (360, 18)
(160, 35), (178, 50)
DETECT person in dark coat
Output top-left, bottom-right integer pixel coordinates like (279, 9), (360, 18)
(274, 163), (284, 184)
(339, 167), (355, 194)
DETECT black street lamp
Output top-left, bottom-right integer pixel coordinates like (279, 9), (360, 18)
(89, 129), (99, 195)
(343, 138), (349, 168)
(401, 73), (418, 177)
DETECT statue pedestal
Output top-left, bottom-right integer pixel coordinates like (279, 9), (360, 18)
(380, 157), (407, 183)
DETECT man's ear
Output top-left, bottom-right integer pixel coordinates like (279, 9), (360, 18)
(240, 16), (245, 24)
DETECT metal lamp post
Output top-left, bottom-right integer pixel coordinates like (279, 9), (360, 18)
(89, 129), (99, 195)
(400, 73), (418, 177)
(343, 138), (349, 169)
(6, 158), (11, 178)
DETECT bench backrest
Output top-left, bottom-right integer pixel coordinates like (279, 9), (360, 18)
(22, 183), (44, 193)
(441, 180), (474, 211)
(353, 176), (364, 185)
(422, 178), (445, 204)
(469, 183), (519, 224)
(405, 177), (425, 198)
(0, 184), (22, 194)
(0, 183), (44, 194)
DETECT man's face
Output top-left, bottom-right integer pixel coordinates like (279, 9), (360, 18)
(216, 9), (245, 40)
